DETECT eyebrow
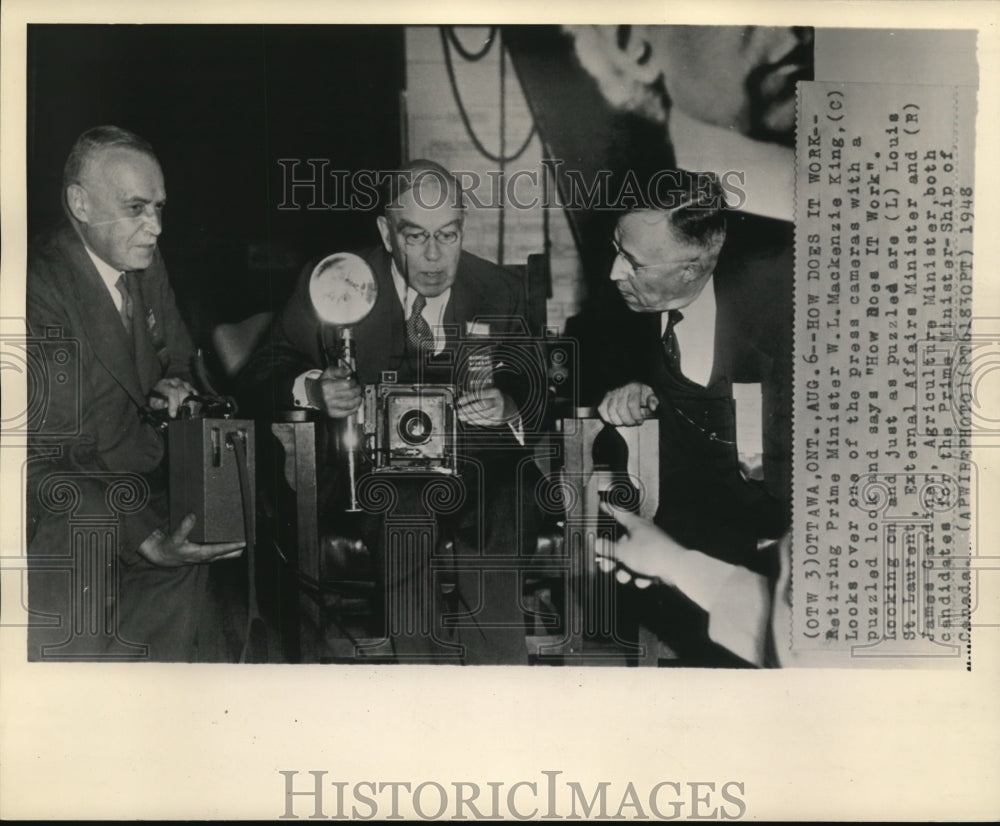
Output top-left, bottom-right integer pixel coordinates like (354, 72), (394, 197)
(614, 237), (699, 269)
(394, 217), (462, 233)
(122, 195), (167, 208)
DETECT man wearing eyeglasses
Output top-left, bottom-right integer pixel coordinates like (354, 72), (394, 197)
(240, 159), (543, 664)
(246, 160), (527, 429)
(593, 171), (792, 665)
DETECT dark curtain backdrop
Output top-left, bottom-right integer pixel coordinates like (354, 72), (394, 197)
(28, 24), (404, 345)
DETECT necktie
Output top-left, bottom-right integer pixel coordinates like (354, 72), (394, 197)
(115, 273), (134, 333)
(406, 293), (434, 353)
(661, 309), (684, 376)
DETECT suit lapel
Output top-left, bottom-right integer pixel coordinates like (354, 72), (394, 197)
(638, 311), (666, 385)
(127, 271), (165, 393)
(712, 274), (773, 386)
(353, 248), (480, 377)
(443, 271), (470, 350)
(61, 232), (147, 406)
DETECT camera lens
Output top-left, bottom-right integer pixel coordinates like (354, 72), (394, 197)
(397, 408), (433, 445)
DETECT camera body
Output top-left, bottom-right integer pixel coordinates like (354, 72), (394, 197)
(168, 417), (255, 543)
(363, 375), (458, 473)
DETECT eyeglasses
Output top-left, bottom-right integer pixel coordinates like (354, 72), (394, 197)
(399, 226), (463, 248)
(611, 239), (697, 275)
(611, 239), (661, 273)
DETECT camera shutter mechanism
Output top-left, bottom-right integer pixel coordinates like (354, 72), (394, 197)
(363, 384), (458, 473)
(398, 408), (434, 446)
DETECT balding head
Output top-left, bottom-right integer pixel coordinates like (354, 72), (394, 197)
(63, 125), (158, 209)
(378, 158), (466, 214)
(376, 159), (466, 299)
(63, 126), (166, 272)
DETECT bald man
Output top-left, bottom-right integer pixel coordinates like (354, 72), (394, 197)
(240, 160), (545, 665)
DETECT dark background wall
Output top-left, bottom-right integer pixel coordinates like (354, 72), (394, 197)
(27, 24), (404, 344)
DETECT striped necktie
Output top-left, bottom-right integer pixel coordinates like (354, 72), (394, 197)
(115, 273), (134, 333)
(406, 293), (434, 353)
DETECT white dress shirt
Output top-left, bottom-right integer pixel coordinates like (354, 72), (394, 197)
(84, 244), (126, 312)
(662, 276), (716, 387)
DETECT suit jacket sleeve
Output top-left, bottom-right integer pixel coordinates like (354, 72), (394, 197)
(491, 271), (532, 412)
(564, 298), (655, 407)
(26, 252), (165, 563)
(25, 259), (82, 445)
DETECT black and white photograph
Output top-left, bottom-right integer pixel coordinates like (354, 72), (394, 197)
(1, 0), (998, 820)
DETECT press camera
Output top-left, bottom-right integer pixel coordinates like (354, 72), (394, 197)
(363, 377), (458, 473)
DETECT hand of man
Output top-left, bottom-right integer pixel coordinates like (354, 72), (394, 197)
(138, 513), (245, 567)
(457, 386), (518, 428)
(595, 502), (687, 589)
(597, 382), (659, 426)
(307, 364), (363, 419)
(149, 377), (197, 419)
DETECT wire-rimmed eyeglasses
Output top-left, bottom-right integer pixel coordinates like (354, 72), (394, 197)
(400, 226), (463, 248)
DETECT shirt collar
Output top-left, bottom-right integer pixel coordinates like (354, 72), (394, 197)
(389, 258), (451, 318)
(83, 243), (124, 293)
(680, 274), (716, 330)
(662, 275), (717, 387)
(669, 108), (794, 223)
(664, 275), (716, 330)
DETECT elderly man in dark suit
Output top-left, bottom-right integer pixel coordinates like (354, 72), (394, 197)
(239, 160), (544, 664)
(26, 125), (244, 662)
(562, 24), (803, 414)
(594, 171), (792, 665)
